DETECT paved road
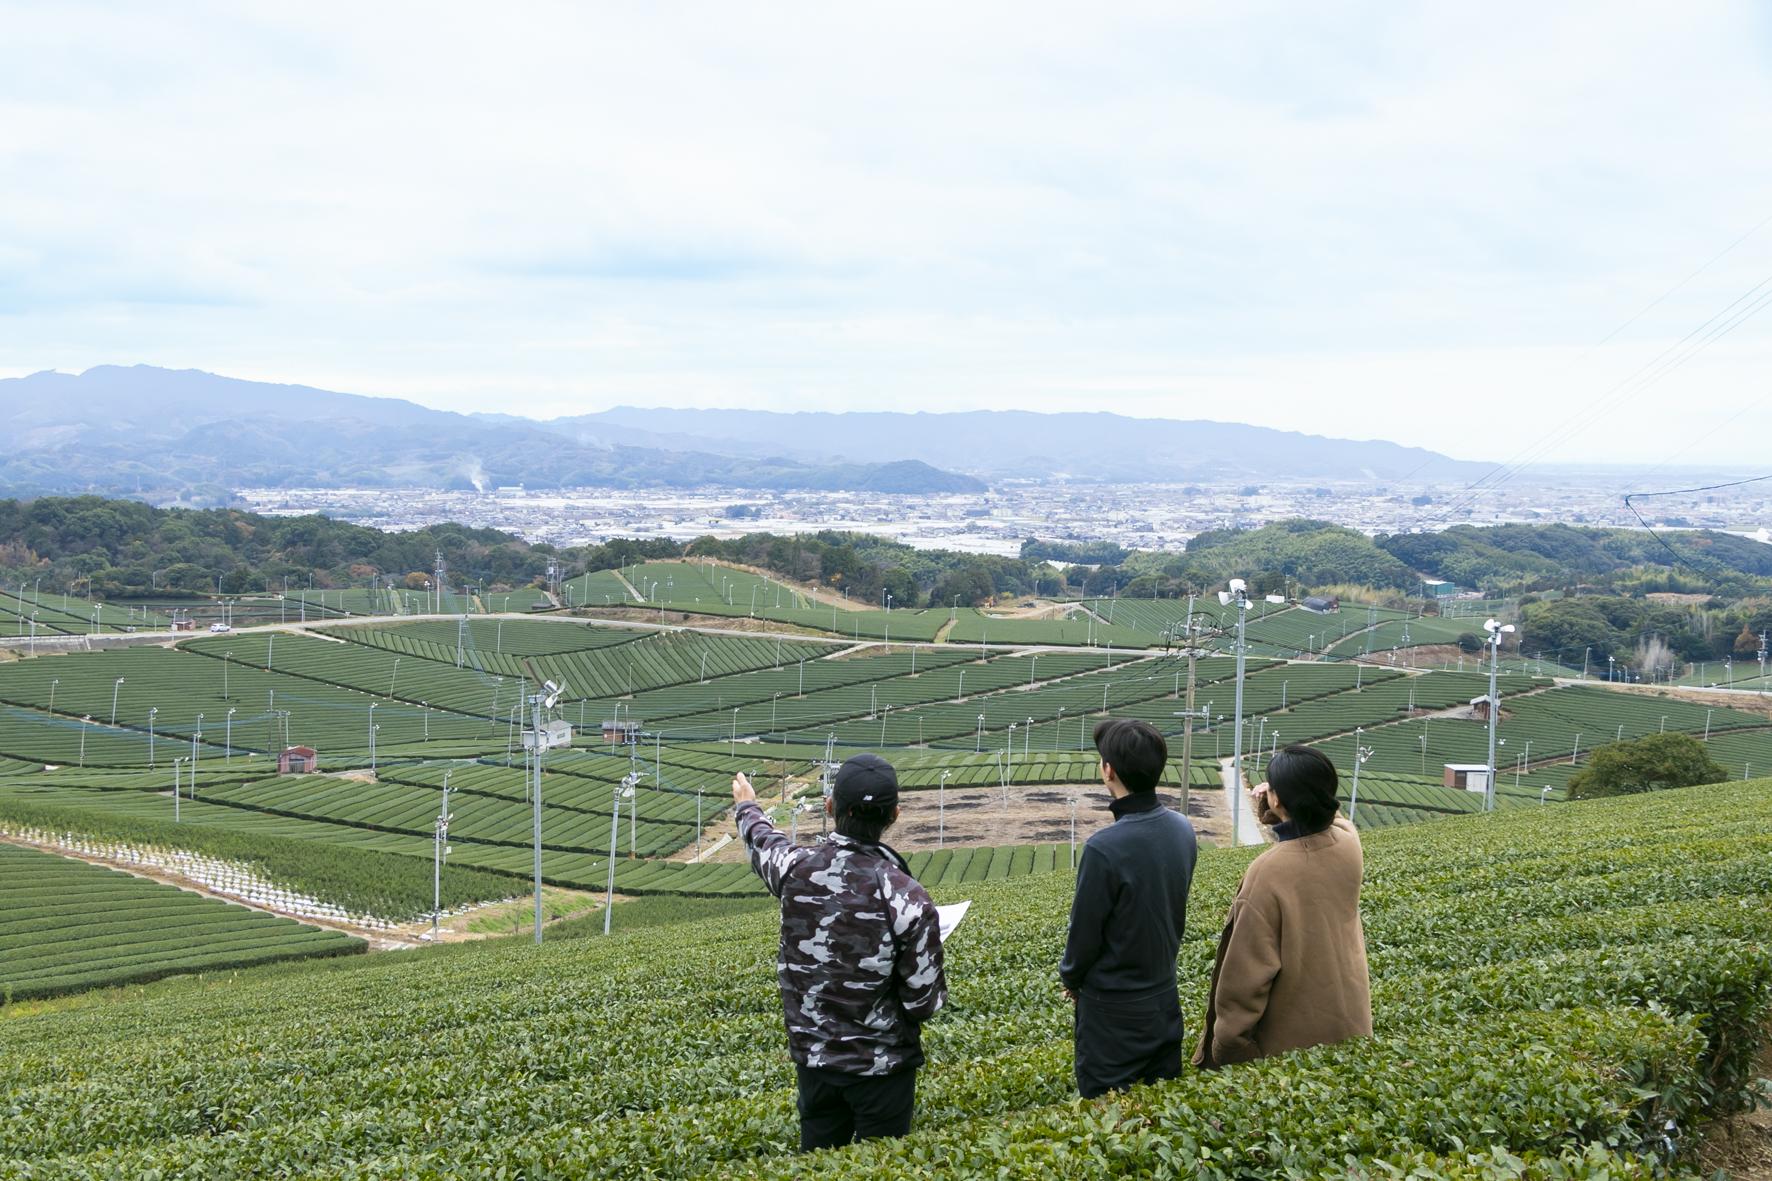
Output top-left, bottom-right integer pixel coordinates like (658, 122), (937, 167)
(1220, 756), (1267, 847)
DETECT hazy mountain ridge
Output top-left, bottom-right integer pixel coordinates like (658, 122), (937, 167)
(0, 367), (1485, 505)
(0, 367), (986, 503)
(546, 407), (1488, 481)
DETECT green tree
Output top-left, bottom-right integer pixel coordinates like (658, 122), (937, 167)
(929, 566), (995, 608)
(1566, 732), (1728, 800)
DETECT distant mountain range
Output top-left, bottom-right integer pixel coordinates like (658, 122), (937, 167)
(540, 407), (1488, 482)
(0, 367), (984, 504)
(0, 366), (1486, 505)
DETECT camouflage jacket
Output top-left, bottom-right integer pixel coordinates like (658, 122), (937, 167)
(736, 800), (947, 1076)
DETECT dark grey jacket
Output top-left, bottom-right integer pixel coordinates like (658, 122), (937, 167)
(737, 800), (946, 1076)
(1060, 794), (1198, 996)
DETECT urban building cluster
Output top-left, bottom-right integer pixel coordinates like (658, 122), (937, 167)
(234, 469), (1769, 557)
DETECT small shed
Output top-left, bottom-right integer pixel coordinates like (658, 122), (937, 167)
(278, 745), (319, 774)
(1469, 694), (1495, 721)
(1443, 763), (1490, 793)
(601, 718), (641, 745)
(1301, 595), (1340, 614)
(170, 619), (196, 632)
(524, 719), (574, 752)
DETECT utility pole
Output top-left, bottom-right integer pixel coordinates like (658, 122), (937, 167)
(1173, 599), (1201, 820)
(1348, 730), (1373, 826)
(532, 691), (545, 942)
(432, 771), (453, 941)
(1482, 618), (1513, 812)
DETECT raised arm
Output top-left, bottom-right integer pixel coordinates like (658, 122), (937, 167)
(732, 773), (803, 898)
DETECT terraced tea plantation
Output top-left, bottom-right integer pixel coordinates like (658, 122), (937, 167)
(2, 782), (1766, 1176)
(2, 606), (1767, 932)
(0, 841), (364, 1001)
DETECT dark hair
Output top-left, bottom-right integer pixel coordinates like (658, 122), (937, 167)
(1266, 745), (1340, 834)
(836, 800), (896, 844)
(1093, 718), (1168, 793)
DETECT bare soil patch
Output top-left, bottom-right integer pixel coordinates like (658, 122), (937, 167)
(1383, 644), (1467, 669)
(694, 781), (1229, 858)
(1699, 1031), (1772, 1180)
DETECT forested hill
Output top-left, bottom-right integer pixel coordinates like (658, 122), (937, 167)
(3, 496), (1768, 606)
(1120, 520), (1772, 599)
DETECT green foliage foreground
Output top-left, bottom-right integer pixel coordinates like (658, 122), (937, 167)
(2, 782), (1770, 1178)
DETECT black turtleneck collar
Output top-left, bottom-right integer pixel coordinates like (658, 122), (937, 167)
(1109, 791), (1163, 820)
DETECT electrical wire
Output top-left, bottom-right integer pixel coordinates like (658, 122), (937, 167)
(1427, 272), (1772, 524)
(1622, 472), (1772, 573)
(1393, 211), (1772, 486)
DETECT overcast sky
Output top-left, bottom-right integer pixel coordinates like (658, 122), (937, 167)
(3, 2), (1770, 464)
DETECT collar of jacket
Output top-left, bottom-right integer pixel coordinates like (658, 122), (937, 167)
(1109, 791), (1163, 820)
(827, 831), (912, 874)
(1272, 819), (1301, 841)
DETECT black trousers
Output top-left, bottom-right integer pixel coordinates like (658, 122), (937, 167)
(794, 1064), (918, 1151)
(1073, 985), (1184, 1099)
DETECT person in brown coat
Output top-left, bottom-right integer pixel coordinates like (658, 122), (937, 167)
(1194, 744), (1371, 1069)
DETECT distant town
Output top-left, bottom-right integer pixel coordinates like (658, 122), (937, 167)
(235, 468), (1770, 555)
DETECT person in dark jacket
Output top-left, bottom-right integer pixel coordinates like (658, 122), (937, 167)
(1059, 718), (1199, 1098)
(734, 754), (947, 1152)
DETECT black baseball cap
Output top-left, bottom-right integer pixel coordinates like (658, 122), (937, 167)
(831, 754), (899, 813)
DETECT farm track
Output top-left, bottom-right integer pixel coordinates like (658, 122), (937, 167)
(610, 571), (643, 603)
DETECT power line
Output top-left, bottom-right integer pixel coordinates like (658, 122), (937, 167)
(1428, 271), (1772, 525)
(1622, 472), (1772, 574)
(1393, 211), (1772, 487)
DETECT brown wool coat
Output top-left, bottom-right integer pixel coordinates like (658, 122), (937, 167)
(1193, 816), (1372, 1068)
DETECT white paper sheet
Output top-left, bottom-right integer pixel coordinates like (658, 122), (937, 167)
(936, 900), (971, 942)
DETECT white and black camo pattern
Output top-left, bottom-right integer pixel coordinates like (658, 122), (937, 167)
(736, 800), (946, 1075)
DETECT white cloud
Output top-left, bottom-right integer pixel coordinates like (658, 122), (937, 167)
(2, 0), (1770, 462)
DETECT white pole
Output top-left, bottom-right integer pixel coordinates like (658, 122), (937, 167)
(1484, 629), (1501, 812)
(1349, 728), (1363, 825)
(603, 787), (621, 935)
(533, 695), (545, 943)
(1230, 596), (1247, 846)
(938, 769), (948, 848)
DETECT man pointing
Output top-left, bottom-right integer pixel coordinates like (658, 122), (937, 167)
(734, 754), (947, 1151)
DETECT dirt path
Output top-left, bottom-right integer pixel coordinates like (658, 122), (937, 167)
(611, 570), (644, 603)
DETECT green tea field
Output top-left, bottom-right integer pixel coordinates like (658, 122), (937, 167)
(1, 781), (1766, 1176)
